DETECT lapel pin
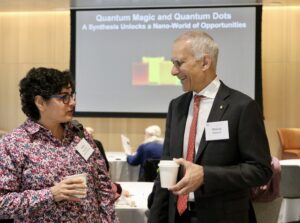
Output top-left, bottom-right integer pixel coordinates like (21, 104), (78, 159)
(220, 105), (223, 109)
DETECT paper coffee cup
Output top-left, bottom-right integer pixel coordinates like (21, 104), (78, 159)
(64, 173), (87, 198)
(158, 160), (179, 188)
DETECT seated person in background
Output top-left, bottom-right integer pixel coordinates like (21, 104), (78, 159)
(125, 125), (164, 181)
(86, 126), (129, 199)
(0, 67), (119, 223)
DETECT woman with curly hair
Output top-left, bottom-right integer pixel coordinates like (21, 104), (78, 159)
(0, 67), (119, 223)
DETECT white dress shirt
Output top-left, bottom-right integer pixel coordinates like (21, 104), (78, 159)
(183, 77), (221, 201)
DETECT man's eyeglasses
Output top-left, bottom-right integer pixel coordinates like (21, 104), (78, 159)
(171, 59), (184, 69)
(49, 93), (76, 104)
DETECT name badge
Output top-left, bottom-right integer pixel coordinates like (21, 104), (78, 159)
(205, 121), (229, 141)
(75, 138), (94, 161)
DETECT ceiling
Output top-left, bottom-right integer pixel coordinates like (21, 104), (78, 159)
(0, 0), (298, 12)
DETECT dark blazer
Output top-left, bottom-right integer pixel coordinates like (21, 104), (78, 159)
(148, 82), (272, 223)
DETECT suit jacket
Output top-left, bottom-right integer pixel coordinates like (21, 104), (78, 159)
(148, 82), (272, 223)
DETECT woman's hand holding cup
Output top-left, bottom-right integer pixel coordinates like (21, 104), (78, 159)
(51, 173), (87, 202)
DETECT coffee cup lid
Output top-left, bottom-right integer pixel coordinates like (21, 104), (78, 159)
(158, 160), (179, 167)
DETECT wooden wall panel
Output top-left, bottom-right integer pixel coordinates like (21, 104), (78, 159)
(0, 11), (166, 152)
(262, 7), (287, 63)
(1, 13), (20, 63)
(262, 6), (300, 158)
(75, 117), (166, 152)
(1, 6), (300, 155)
(0, 64), (20, 129)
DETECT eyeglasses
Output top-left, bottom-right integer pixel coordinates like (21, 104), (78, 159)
(49, 93), (76, 104)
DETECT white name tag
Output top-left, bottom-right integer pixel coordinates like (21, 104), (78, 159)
(75, 138), (94, 161)
(205, 121), (229, 141)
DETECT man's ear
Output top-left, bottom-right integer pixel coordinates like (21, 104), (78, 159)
(202, 55), (212, 71)
(34, 95), (46, 112)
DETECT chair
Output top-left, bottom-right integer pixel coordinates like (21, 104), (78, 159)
(141, 159), (160, 182)
(277, 128), (300, 159)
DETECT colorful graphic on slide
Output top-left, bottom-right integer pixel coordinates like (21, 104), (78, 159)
(132, 57), (180, 86)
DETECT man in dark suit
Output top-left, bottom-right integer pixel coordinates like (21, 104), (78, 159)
(148, 31), (272, 223)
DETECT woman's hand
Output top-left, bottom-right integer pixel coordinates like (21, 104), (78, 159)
(50, 178), (87, 202)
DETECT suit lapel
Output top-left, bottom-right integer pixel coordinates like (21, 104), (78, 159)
(194, 82), (230, 161)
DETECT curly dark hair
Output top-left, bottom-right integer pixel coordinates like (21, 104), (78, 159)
(19, 67), (75, 120)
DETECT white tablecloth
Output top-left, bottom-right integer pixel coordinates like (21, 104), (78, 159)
(278, 159), (300, 223)
(106, 152), (140, 182)
(115, 182), (154, 223)
(279, 159), (300, 166)
(278, 198), (300, 223)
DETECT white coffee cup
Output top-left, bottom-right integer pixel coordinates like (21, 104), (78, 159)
(158, 160), (179, 188)
(64, 173), (87, 198)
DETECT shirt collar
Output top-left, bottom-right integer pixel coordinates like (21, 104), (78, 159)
(193, 77), (220, 99)
(23, 118), (73, 136)
(23, 118), (46, 135)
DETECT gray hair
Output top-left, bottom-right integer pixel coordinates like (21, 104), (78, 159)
(145, 125), (161, 137)
(144, 125), (164, 144)
(175, 31), (219, 69)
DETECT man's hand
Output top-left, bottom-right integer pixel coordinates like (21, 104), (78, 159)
(50, 178), (87, 202)
(168, 158), (204, 195)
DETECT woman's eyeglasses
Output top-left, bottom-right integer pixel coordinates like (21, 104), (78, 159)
(49, 93), (76, 104)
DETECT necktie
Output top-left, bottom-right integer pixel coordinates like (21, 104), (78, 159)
(177, 95), (201, 216)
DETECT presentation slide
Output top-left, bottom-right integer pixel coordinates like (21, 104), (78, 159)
(72, 6), (258, 116)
